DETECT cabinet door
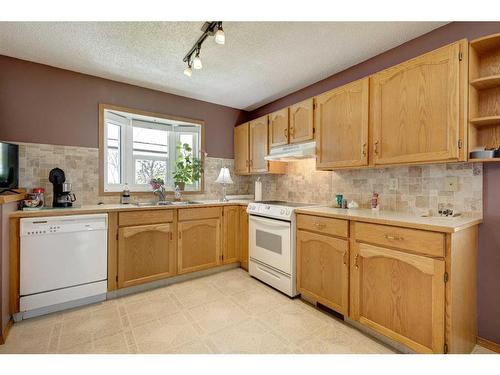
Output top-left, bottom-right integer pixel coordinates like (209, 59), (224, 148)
(350, 242), (445, 353)
(239, 206), (249, 270)
(118, 223), (176, 288)
(178, 218), (221, 274)
(223, 206), (240, 264)
(315, 78), (369, 169)
(371, 41), (463, 165)
(249, 116), (269, 173)
(234, 123), (250, 175)
(269, 108), (289, 148)
(289, 98), (314, 144)
(297, 230), (349, 315)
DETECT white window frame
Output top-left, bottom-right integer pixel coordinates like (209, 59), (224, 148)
(102, 107), (203, 193)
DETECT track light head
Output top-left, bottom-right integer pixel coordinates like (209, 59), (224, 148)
(215, 22), (225, 45)
(193, 47), (202, 70)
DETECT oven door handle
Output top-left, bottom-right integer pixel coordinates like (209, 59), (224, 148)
(249, 215), (291, 228)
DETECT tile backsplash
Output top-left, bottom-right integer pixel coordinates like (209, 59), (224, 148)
(17, 142), (483, 217)
(252, 158), (483, 217)
(17, 142), (251, 206)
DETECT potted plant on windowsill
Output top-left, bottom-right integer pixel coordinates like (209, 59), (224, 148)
(173, 142), (203, 194)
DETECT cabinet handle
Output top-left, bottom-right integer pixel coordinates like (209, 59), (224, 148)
(374, 141), (379, 155)
(245, 160), (249, 167)
(384, 234), (404, 241)
(290, 126), (295, 136)
(178, 231), (181, 240)
(170, 232), (173, 241)
(354, 254), (359, 269)
(362, 143), (367, 156)
(284, 128), (288, 139)
(343, 250), (348, 266)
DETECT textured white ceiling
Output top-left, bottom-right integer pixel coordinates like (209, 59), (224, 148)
(0, 22), (446, 110)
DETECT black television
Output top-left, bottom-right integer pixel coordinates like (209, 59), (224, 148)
(0, 141), (19, 194)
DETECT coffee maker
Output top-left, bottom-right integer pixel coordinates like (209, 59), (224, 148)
(49, 168), (76, 207)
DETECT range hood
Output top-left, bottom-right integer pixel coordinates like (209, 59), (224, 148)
(264, 141), (316, 161)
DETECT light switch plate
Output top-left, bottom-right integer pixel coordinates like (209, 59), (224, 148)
(444, 176), (459, 192)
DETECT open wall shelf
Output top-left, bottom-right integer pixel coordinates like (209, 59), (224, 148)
(468, 33), (500, 161)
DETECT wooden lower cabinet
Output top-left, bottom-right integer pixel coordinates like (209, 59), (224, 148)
(297, 229), (349, 315)
(177, 218), (221, 274)
(118, 223), (176, 289)
(222, 206), (240, 264)
(239, 206), (249, 270)
(350, 242), (445, 354)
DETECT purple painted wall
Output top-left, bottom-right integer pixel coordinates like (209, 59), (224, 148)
(248, 21), (500, 344)
(0, 56), (247, 159)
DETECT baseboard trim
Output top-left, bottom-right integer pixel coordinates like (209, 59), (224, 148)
(0, 318), (14, 345)
(477, 336), (500, 353)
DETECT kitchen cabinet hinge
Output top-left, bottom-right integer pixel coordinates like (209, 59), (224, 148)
(458, 139), (463, 149)
(444, 343), (448, 354)
(444, 272), (449, 283)
(313, 127), (316, 134)
(313, 103), (317, 110)
(458, 52), (463, 61)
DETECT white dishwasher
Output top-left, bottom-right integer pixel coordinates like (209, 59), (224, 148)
(19, 213), (108, 319)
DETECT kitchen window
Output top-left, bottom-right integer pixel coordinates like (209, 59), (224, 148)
(100, 105), (204, 193)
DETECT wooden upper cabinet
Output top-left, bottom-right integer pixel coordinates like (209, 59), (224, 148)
(222, 206), (240, 264)
(177, 218), (221, 274)
(249, 116), (269, 173)
(315, 78), (369, 169)
(269, 108), (289, 148)
(234, 123), (250, 175)
(289, 98), (314, 144)
(350, 242), (445, 354)
(370, 40), (466, 165)
(118, 223), (176, 289)
(297, 230), (349, 315)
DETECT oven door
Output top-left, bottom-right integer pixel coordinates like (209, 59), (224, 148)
(249, 215), (291, 274)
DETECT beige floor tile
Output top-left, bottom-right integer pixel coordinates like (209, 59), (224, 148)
(172, 281), (225, 309)
(133, 312), (202, 353)
(211, 274), (267, 296)
(93, 332), (130, 354)
(188, 298), (249, 334)
(209, 318), (291, 354)
(257, 302), (328, 345)
(167, 339), (216, 354)
(230, 287), (288, 316)
(58, 307), (122, 350)
(300, 320), (395, 354)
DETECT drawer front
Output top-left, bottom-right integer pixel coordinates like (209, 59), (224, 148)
(296, 214), (348, 238)
(354, 222), (445, 257)
(119, 210), (174, 226)
(178, 206), (221, 221)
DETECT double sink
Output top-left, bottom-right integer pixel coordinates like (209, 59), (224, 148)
(132, 201), (204, 207)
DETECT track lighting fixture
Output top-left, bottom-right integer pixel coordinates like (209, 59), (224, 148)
(182, 21), (225, 76)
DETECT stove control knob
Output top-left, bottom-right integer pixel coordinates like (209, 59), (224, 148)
(286, 209), (291, 215)
(280, 209), (285, 215)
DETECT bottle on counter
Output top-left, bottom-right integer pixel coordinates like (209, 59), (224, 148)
(121, 183), (131, 204)
(371, 192), (379, 211)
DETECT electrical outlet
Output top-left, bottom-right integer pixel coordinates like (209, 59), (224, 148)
(444, 176), (459, 192)
(389, 178), (398, 191)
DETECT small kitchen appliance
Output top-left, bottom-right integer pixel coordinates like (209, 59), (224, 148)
(49, 168), (76, 207)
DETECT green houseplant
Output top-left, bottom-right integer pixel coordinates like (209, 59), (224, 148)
(173, 142), (203, 191)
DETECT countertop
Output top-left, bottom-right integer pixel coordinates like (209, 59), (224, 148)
(10, 200), (253, 218)
(295, 206), (483, 233)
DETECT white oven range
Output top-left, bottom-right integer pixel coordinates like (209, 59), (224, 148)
(247, 201), (317, 297)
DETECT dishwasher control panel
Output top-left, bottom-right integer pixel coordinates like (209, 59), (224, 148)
(20, 214), (108, 236)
